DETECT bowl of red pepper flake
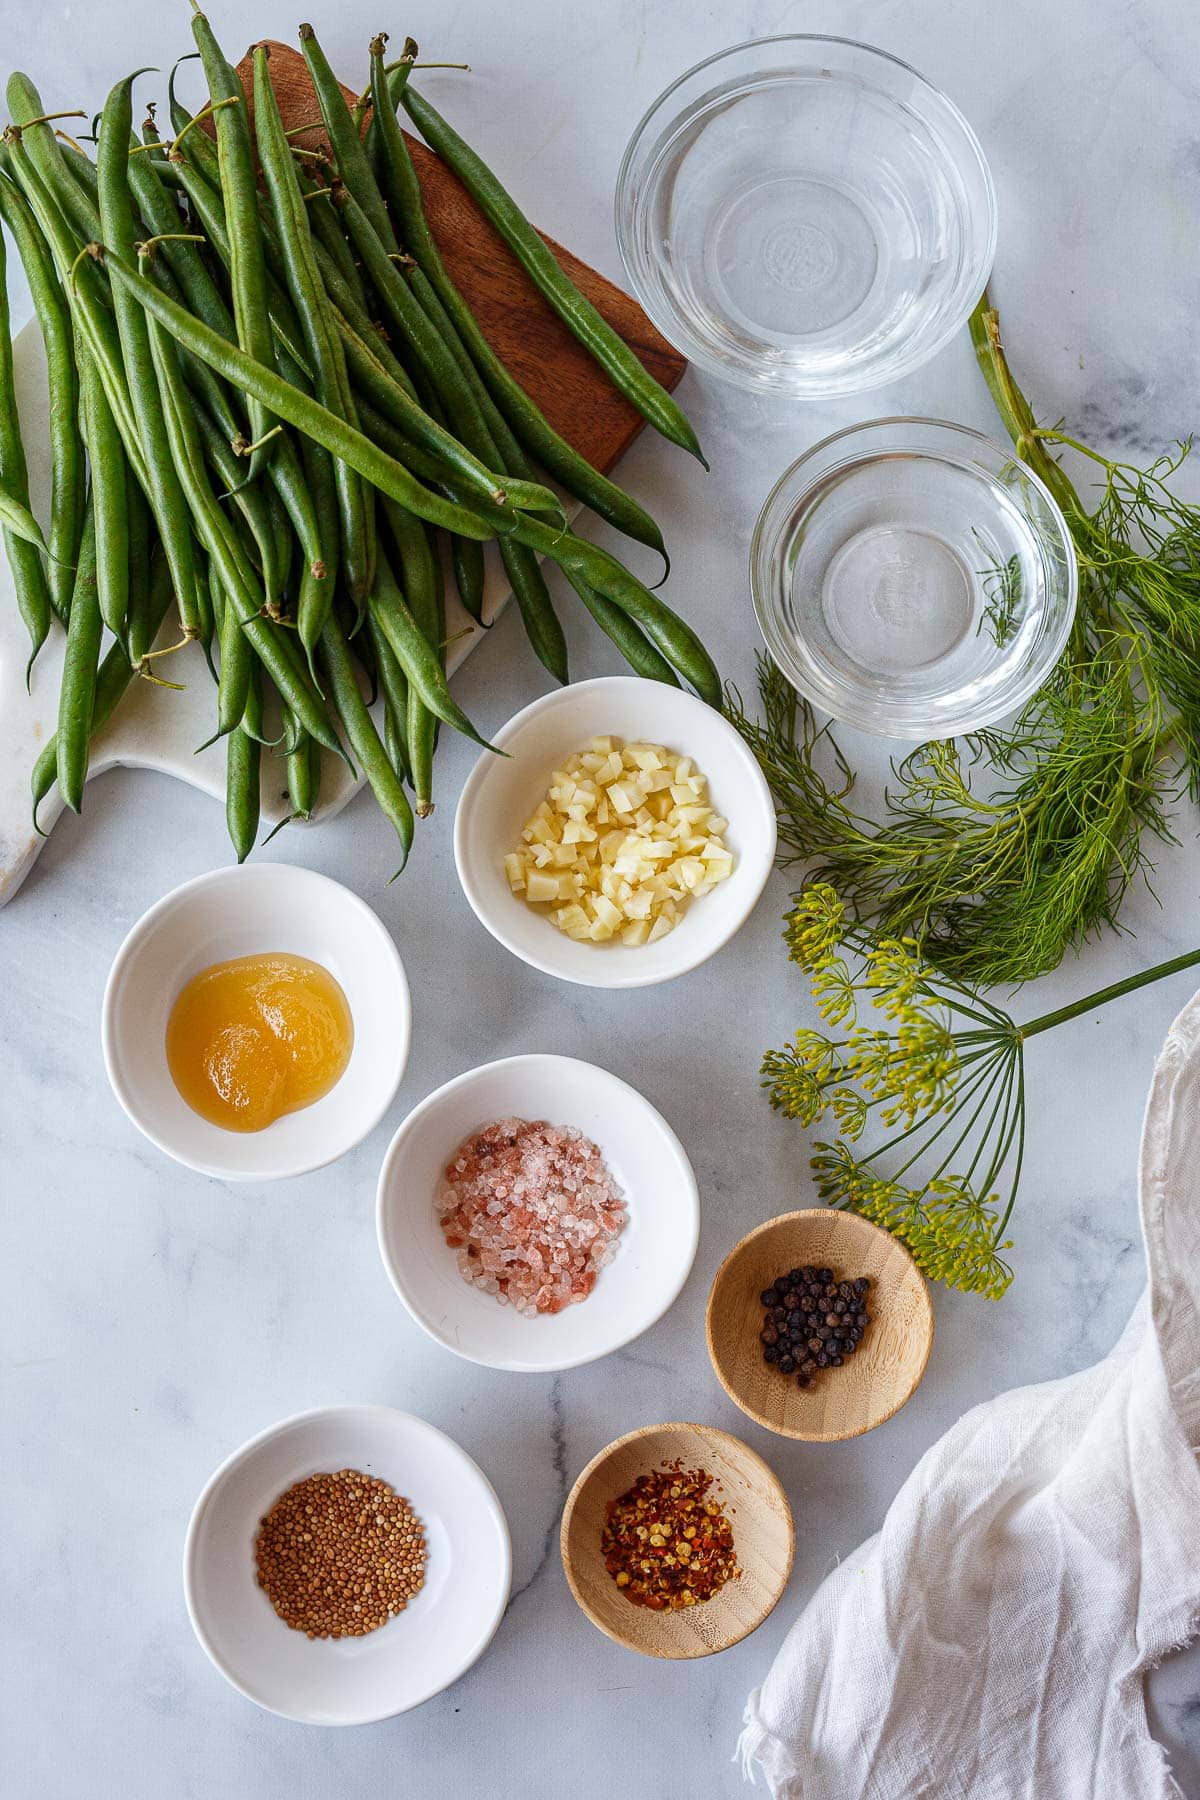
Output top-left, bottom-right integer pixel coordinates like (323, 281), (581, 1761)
(559, 1422), (793, 1658)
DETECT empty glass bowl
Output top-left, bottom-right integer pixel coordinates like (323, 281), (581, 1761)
(615, 36), (997, 396)
(751, 419), (1078, 739)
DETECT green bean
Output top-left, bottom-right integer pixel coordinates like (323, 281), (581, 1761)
(32, 544), (174, 830)
(561, 568), (680, 686)
(0, 171), (84, 623)
(123, 464), (153, 663)
(399, 76), (706, 465)
(212, 564), (251, 741)
(0, 211), (51, 673)
(369, 547), (497, 752)
(195, 554), (217, 665)
(5, 75), (98, 240)
(97, 71), (201, 640)
(79, 348), (130, 641)
(253, 45), (371, 613)
(299, 24), (397, 253)
(286, 724), (321, 820)
(450, 533), (486, 625)
(194, 408), (278, 595)
(142, 286), (345, 757)
(517, 514), (720, 703)
(5, 86), (149, 483)
(325, 282), (524, 515)
(126, 128), (253, 446)
(374, 50), (668, 570)
(302, 170), (368, 313)
(321, 611), (413, 871)
(134, 140), (330, 616)
(265, 479), (294, 602)
(314, 206), (562, 523)
(380, 498), (442, 815)
(240, 638), (267, 741)
(226, 685), (262, 864)
(365, 606), (412, 787)
(327, 186), (568, 679)
(56, 503), (101, 812)
(189, 8), (279, 478)
(355, 393), (718, 700)
(99, 247), (503, 542)
(167, 149), (313, 382)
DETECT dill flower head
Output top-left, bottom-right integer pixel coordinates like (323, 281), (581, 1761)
(765, 888), (1022, 1300)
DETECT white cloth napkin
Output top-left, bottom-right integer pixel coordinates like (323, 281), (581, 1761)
(738, 991), (1200, 1800)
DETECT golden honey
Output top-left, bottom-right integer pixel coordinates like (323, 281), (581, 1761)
(166, 952), (353, 1132)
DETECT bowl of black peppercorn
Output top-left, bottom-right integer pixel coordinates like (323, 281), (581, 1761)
(705, 1210), (934, 1441)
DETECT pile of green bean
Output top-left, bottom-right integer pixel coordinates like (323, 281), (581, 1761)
(0, 16), (717, 869)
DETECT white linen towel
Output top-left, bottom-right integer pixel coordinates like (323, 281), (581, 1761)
(738, 990), (1200, 1800)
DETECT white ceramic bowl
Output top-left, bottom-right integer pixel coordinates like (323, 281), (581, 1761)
(377, 1053), (700, 1372)
(184, 1405), (511, 1725)
(453, 676), (777, 988)
(101, 864), (411, 1180)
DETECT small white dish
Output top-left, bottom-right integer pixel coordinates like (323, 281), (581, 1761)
(183, 1404), (511, 1725)
(453, 676), (776, 988)
(376, 1053), (700, 1372)
(101, 863), (411, 1181)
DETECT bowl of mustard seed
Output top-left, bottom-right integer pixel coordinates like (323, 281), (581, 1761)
(183, 1404), (511, 1724)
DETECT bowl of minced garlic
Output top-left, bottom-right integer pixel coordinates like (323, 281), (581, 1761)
(454, 676), (777, 989)
(559, 1421), (793, 1659)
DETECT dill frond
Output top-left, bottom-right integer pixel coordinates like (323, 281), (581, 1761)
(727, 293), (1200, 988)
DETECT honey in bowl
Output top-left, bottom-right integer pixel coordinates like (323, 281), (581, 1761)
(166, 952), (353, 1132)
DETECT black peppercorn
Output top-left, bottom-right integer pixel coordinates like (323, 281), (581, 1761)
(758, 1263), (874, 1393)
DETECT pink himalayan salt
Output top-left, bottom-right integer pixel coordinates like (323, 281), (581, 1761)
(436, 1117), (626, 1317)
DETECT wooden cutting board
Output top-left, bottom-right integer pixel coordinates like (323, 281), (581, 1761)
(237, 41), (685, 471)
(0, 47), (686, 907)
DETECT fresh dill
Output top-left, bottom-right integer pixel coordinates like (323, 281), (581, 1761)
(764, 885), (1200, 1298)
(728, 294), (1200, 988)
(975, 540), (1022, 648)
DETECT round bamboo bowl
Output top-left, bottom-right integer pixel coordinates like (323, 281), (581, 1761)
(706, 1210), (934, 1441)
(560, 1421), (794, 1659)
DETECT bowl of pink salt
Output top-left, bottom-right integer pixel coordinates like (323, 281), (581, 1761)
(375, 1054), (700, 1372)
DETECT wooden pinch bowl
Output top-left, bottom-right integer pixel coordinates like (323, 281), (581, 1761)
(560, 1422), (793, 1659)
(706, 1210), (934, 1442)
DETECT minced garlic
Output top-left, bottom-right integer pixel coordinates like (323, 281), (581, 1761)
(505, 736), (735, 944)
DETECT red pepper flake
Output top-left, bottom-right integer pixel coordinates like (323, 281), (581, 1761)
(601, 1463), (740, 1610)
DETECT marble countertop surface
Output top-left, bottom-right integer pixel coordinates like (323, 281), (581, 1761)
(4, 0), (1200, 1793)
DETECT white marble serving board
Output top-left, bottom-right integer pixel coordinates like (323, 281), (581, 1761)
(0, 318), (530, 906)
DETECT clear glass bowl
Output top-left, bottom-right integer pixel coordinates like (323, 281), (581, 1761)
(751, 419), (1078, 739)
(615, 37), (997, 396)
